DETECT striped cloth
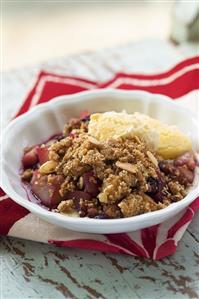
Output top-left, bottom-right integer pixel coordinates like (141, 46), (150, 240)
(1, 56), (199, 260)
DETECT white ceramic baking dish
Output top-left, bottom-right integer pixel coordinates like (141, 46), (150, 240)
(1, 89), (199, 233)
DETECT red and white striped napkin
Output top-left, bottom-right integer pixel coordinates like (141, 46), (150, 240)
(1, 56), (199, 260)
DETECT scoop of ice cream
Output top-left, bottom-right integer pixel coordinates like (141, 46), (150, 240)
(88, 111), (192, 159)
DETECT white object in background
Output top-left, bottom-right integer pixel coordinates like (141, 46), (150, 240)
(171, 0), (199, 43)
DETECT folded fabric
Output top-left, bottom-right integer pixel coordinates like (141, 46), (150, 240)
(1, 56), (199, 260)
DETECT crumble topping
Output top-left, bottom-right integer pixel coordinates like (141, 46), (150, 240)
(21, 112), (197, 219)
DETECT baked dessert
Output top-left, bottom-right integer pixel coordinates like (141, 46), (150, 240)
(21, 111), (198, 219)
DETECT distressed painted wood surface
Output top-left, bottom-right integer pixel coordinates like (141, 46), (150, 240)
(1, 41), (199, 299)
(1, 212), (199, 299)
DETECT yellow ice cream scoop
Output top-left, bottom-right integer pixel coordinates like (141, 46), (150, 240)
(88, 111), (192, 159)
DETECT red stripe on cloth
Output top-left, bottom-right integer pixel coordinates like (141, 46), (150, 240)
(167, 208), (194, 239)
(15, 71), (45, 117)
(0, 198), (29, 235)
(14, 56), (199, 118)
(141, 225), (159, 258)
(15, 71), (97, 117)
(106, 233), (148, 257)
(35, 81), (92, 105)
(103, 56), (199, 82)
(106, 69), (199, 99)
(0, 188), (6, 197)
(189, 197), (199, 212)
(155, 239), (176, 260)
(40, 71), (97, 85)
(49, 239), (130, 255)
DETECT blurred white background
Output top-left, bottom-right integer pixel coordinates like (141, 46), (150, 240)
(2, 0), (173, 71)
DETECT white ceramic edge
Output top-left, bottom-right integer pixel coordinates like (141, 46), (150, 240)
(1, 89), (199, 233)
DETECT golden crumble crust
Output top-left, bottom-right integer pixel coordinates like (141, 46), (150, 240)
(118, 194), (164, 217)
(22, 115), (196, 219)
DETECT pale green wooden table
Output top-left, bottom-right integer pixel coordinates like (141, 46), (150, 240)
(1, 214), (199, 299)
(1, 41), (199, 299)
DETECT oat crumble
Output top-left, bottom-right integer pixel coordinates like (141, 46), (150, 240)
(21, 112), (197, 219)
